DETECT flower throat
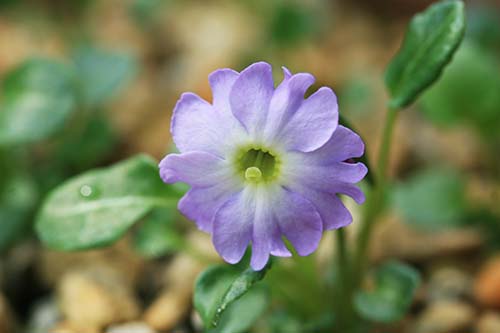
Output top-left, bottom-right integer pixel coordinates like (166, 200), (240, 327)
(237, 147), (279, 183)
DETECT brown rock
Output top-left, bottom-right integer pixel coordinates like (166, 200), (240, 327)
(475, 256), (500, 308)
(27, 297), (61, 333)
(414, 300), (475, 333)
(144, 253), (206, 331)
(477, 312), (500, 333)
(371, 213), (482, 262)
(427, 266), (472, 302)
(409, 124), (483, 171)
(50, 321), (81, 333)
(58, 265), (140, 333)
(0, 293), (14, 333)
(106, 321), (156, 333)
(39, 237), (144, 288)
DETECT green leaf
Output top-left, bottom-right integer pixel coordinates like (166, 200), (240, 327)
(194, 264), (270, 332)
(385, 0), (466, 109)
(0, 173), (38, 252)
(215, 284), (269, 333)
(73, 46), (136, 107)
(392, 167), (466, 230)
(269, 2), (320, 46)
(133, 208), (183, 258)
(129, 0), (166, 26)
(354, 261), (420, 323)
(467, 6), (500, 51)
(0, 58), (78, 145)
(419, 42), (500, 139)
(35, 154), (178, 251)
(54, 113), (118, 171)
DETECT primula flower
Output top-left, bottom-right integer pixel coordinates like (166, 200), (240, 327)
(159, 62), (367, 270)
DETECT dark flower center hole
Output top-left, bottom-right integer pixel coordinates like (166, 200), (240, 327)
(239, 148), (277, 181)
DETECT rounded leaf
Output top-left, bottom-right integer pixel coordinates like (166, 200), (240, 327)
(73, 46), (136, 107)
(354, 261), (421, 323)
(0, 58), (78, 145)
(35, 155), (178, 250)
(392, 168), (466, 230)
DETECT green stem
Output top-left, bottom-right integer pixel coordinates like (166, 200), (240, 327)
(353, 106), (399, 283)
(335, 228), (352, 331)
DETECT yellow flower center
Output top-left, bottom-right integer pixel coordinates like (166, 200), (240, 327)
(234, 146), (281, 183)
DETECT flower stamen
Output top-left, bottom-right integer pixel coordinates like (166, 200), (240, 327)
(235, 146), (280, 183)
(245, 166), (262, 182)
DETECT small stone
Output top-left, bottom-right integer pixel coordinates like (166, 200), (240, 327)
(427, 266), (472, 302)
(58, 266), (140, 333)
(371, 214), (482, 262)
(414, 300), (475, 333)
(50, 321), (82, 333)
(144, 253), (205, 331)
(27, 297), (61, 333)
(0, 293), (14, 333)
(106, 322), (156, 333)
(39, 238), (144, 288)
(477, 312), (500, 333)
(0, 261), (4, 287)
(475, 256), (500, 308)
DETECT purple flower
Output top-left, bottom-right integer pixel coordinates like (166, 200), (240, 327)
(159, 62), (367, 270)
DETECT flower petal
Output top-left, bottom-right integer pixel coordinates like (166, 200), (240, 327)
(335, 183), (366, 204)
(208, 68), (239, 114)
(307, 125), (365, 164)
(159, 151), (231, 187)
(283, 156), (368, 191)
(229, 62), (274, 136)
(250, 186), (293, 270)
(171, 92), (246, 156)
(282, 150), (367, 226)
(274, 189), (323, 256)
(178, 179), (243, 232)
(213, 188), (254, 264)
(213, 185), (293, 270)
(276, 87), (338, 152)
(282, 66), (293, 80)
(287, 185), (354, 230)
(263, 70), (315, 144)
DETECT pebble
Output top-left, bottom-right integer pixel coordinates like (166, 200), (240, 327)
(144, 253), (205, 331)
(0, 293), (14, 333)
(26, 297), (61, 333)
(477, 312), (500, 333)
(39, 238), (144, 288)
(427, 266), (472, 302)
(58, 265), (140, 333)
(413, 300), (475, 333)
(106, 321), (156, 333)
(371, 214), (482, 262)
(475, 256), (500, 307)
(0, 261), (4, 287)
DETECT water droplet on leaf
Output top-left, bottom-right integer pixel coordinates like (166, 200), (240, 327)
(79, 185), (94, 198)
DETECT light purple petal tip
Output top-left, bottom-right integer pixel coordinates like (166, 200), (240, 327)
(282, 66), (293, 80)
(229, 62), (274, 135)
(310, 125), (365, 163)
(208, 68), (239, 114)
(170, 92), (221, 155)
(158, 151), (228, 187)
(276, 86), (339, 152)
(213, 190), (253, 264)
(275, 189), (323, 257)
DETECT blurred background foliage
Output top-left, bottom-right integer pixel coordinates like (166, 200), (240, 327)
(0, 0), (499, 332)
